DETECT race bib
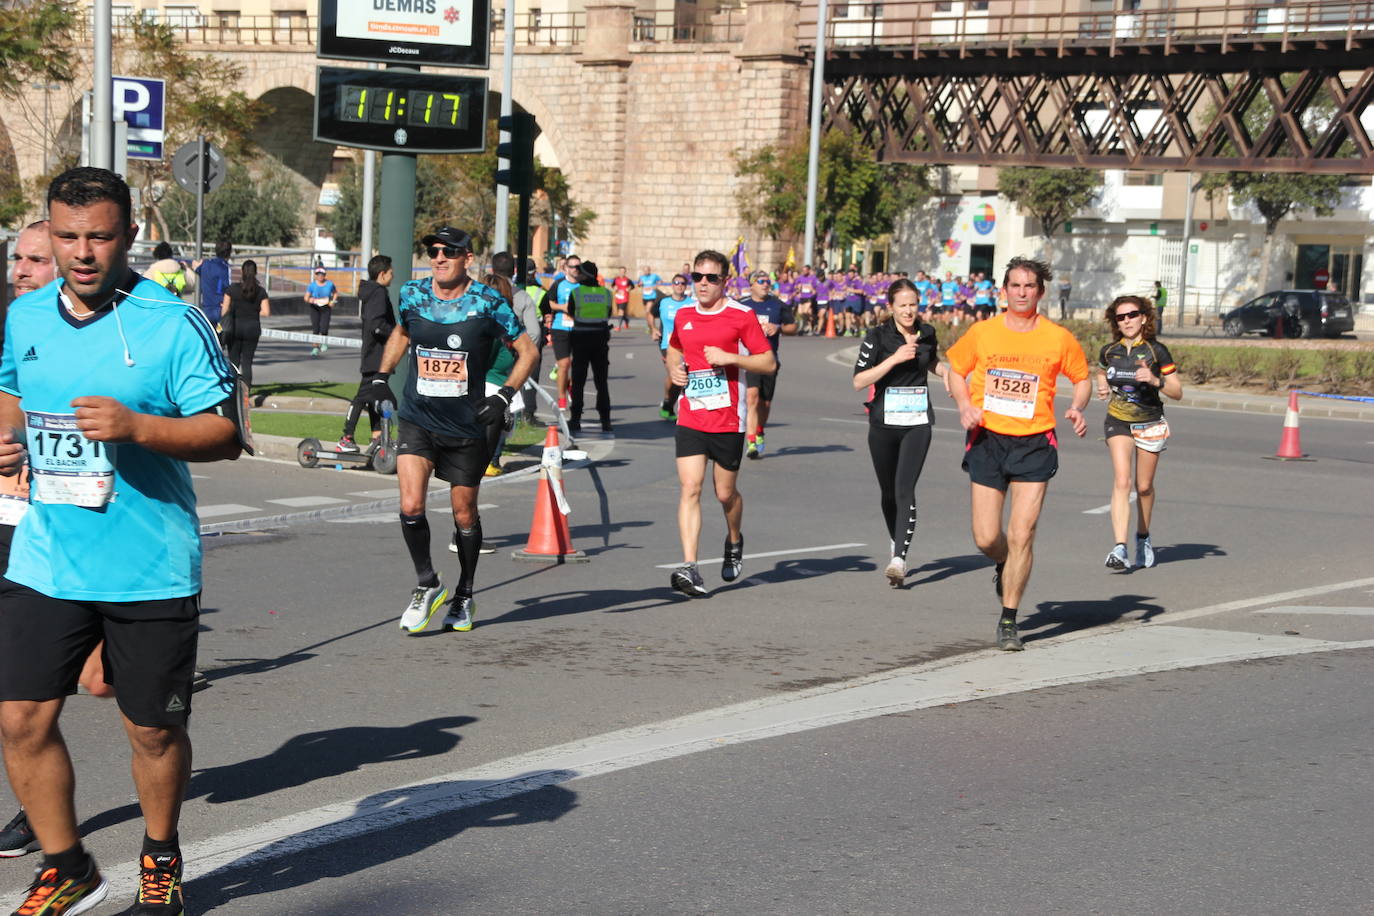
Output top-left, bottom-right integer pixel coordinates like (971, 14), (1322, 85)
(1130, 419), (1170, 453)
(883, 386), (929, 426)
(0, 494), (28, 526)
(757, 313), (771, 327)
(686, 368), (730, 411)
(26, 411), (115, 508)
(415, 346), (468, 397)
(983, 368), (1038, 419)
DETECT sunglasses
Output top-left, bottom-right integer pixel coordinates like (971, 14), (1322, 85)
(691, 272), (724, 284)
(427, 245), (468, 259)
(672, 279), (687, 285)
(1113, 310), (1143, 322)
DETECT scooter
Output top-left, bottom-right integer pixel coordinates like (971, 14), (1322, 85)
(297, 400), (398, 475)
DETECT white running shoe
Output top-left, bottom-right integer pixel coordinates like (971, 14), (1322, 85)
(885, 556), (905, 588)
(443, 595), (475, 632)
(1136, 535), (1155, 569)
(1104, 543), (1131, 570)
(400, 582), (448, 633)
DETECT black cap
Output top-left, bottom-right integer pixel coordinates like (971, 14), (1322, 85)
(421, 226), (473, 251)
(577, 261), (598, 283)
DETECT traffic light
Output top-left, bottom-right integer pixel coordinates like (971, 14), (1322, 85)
(495, 112), (535, 196)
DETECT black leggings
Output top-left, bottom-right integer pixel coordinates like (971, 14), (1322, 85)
(867, 424), (933, 561)
(225, 332), (260, 389)
(310, 304), (332, 337)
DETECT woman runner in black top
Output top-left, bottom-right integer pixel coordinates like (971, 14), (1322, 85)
(220, 259), (271, 389)
(1094, 295), (1182, 570)
(853, 278), (949, 587)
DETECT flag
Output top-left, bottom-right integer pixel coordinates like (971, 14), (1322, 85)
(784, 246), (796, 271)
(730, 237), (749, 277)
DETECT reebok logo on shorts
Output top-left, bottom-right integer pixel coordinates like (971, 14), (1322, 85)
(165, 693), (186, 713)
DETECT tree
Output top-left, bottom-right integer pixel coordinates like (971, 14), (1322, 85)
(160, 159), (303, 247)
(321, 122), (595, 258)
(1198, 172), (1344, 292)
(996, 167), (1102, 266)
(735, 129), (931, 263)
(117, 18), (269, 241)
(534, 161), (596, 254)
(0, 0), (79, 226)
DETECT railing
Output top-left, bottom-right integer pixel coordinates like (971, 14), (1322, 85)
(800, 0), (1374, 55)
(76, 13), (318, 46)
(503, 11), (586, 47)
(631, 6), (746, 43)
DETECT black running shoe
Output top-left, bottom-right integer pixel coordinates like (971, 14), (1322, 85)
(670, 564), (707, 597)
(993, 562), (1005, 599)
(0, 809), (35, 858)
(721, 537), (743, 582)
(129, 851), (184, 915)
(996, 619), (1023, 652)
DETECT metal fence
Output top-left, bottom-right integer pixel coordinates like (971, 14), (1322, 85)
(800, 0), (1374, 54)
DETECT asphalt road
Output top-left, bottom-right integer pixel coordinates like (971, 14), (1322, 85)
(3, 327), (1371, 915)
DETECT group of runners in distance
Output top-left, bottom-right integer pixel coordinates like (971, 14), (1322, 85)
(0, 164), (1182, 916)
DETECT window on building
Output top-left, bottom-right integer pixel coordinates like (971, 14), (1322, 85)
(164, 5), (202, 27)
(1123, 172), (1164, 186)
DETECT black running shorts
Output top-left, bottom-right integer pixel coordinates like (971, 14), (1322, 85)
(0, 581), (200, 728)
(745, 363), (778, 402)
(396, 418), (492, 487)
(551, 329), (573, 361)
(675, 426), (746, 472)
(962, 427), (1059, 491)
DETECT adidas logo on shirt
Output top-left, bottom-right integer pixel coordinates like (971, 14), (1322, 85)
(21, 347), (37, 362)
(682, 322), (693, 331)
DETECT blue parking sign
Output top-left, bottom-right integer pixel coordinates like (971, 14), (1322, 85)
(113, 76), (166, 160)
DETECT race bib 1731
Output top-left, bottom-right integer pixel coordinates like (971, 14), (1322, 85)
(26, 411), (115, 508)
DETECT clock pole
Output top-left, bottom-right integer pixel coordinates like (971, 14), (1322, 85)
(379, 63), (420, 402)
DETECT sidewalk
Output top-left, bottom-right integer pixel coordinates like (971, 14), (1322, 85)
(1177, 388), (1374, 422)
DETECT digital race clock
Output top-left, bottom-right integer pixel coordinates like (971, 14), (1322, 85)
(314, 67), (488, 154)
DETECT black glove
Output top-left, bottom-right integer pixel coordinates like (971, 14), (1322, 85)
(476, 386), (516, 427)
(366, 375), (394, 407)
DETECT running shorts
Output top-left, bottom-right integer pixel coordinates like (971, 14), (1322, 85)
(745, 364), (778, 402)
(1104, 415), (1169, 453)
(551, 329), (573, 360)
(396, 418), (493, 487)
(0, 581), (200, 727)
(675, 426), (746, 472)
(962, 427), (1059, 491)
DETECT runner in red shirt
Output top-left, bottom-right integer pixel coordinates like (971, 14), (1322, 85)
(610, 266), (635, 331)
(665, 249), (775, 596)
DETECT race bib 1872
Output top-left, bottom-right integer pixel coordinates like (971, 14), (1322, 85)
(983, 368), (1038, 419)
(415, 346), (468, 398)
(26, 411), (115, 508)
(685, 368), (730, 411)
(883, 386), (929, 426)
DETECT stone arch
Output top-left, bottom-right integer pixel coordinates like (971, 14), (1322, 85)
(253, 86), (337, 190)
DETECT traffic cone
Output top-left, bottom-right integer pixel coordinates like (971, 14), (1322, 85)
(1266, 390), (1313, 461)
(824, 308), (836, 338)
(512, 426), (589, 562)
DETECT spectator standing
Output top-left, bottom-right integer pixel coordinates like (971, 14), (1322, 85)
(193, 239), (232, 327)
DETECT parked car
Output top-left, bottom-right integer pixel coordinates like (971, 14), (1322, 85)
(1222, 289), (1357, 338)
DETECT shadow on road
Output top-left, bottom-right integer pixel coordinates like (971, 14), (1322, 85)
(1150, 542), (1226, 567)
(78, 716), (478, 836)
(1020, 593), (1166, 644)
(904, 553), (992, 588)
(187, 779), (578, 910)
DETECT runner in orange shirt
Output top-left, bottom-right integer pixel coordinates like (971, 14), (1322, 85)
(946, 257), (1091, 651)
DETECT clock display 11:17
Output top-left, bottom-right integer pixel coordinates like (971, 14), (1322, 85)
(339, 85), (463, 127)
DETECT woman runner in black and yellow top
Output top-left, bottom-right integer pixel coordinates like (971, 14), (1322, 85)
(1095, 295), (1182, 570)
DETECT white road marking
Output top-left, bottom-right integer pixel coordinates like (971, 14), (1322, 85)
(67, 619), (1372, 896)
(1253, 605), (1374, 616)
(1083, 492), (1136, 514)
(267, 496), (350, 508)
(326, 513), (396, 525)
(196, 504), (258, 518)
(654, 542), (866, 569)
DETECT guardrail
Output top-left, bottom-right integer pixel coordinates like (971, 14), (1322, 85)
(800, 0), (1373, 55)
(631, 7), (745, 43)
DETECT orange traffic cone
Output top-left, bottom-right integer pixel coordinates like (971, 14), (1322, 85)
(824, 308), (836, 338)
(1266, 390), (1313, 461)
(512, 426), (589, 562)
